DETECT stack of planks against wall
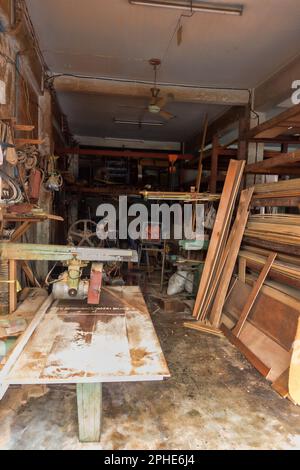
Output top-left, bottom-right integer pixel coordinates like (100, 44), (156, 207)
(185, 174), (300, 406)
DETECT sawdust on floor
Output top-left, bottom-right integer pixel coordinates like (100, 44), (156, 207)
(0, 285), (300, 450)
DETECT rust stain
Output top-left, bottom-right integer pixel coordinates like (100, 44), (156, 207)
(64, 315), (96, 345)
(42, 367), (96, 380)
(130, 348), (150, 368)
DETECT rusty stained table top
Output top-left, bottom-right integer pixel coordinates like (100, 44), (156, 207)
(5, 287), (170, 385)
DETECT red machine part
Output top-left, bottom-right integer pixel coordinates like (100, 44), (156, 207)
(87, 263), (103, 305)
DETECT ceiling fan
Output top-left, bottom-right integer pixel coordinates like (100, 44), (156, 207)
(119, 58), (175, 121)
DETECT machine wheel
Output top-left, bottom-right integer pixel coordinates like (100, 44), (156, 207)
(68, 219), (100, 247)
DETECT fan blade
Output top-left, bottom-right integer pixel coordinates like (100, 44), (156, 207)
(159, 110), (175, 120)
(156, 95), (168, 108)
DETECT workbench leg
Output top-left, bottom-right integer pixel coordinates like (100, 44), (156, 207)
(76, 383), (102, 442)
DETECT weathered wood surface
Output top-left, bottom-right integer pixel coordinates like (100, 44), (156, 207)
(5, 287), (170, 385)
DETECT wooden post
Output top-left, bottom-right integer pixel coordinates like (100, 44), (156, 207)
(9, 260), (17, 314)
(77, 383), (102, 442)
(210, 135), (219, 193)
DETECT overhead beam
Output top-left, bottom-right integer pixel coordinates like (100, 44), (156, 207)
(53, 75), (250, 106)
(248, 103), (300, 139)
(56, 147), (194, 160)
(255, 54), (300, 111)
(186, 106), (247, 152)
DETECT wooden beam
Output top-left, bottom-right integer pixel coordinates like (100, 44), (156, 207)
(233, 253), (277, 337)
(187, 106), (246, 152)
(56, 147), (193, 161)
(245, 166), (300, 176)
(245, 149), (300, 173)
(54, 75), (250, 106)
(251, 197), (300, 208)
(248, 104), (300, 139)
(209, 135), (219, 193)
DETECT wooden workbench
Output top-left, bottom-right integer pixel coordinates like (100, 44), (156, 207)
(2, 286), (170, 442)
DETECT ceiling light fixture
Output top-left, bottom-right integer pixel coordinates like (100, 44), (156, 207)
(129, 0), (243, 16)
(114, 119), (165, 126)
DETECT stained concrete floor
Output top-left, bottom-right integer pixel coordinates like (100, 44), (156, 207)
(1, 285), (300, 450)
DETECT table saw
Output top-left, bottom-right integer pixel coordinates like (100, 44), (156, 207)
(0, 243), (170, 442)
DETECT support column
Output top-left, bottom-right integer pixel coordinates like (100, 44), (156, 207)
(238, 105), (251, 161)
(36, 90), (54, 280)
(246, 110), (265, 187)
(76, 383), (102, 442)
(210, 135), (219, 193)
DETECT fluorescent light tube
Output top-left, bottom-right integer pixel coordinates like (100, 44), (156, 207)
(129, 1), (243, 16)
(114, 119), (164, 126)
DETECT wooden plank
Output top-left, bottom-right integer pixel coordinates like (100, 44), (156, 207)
(209, 135), (219, 193)
(233, 253), (277, 338)
(251, 196), (300, 208)
(15, 138), (44, 147)
(209, 187), (254, 327)
(193, 160), (245, 319)
(195, 114), (208, 192)
(245, 166), (300, 176)
(224, 280), (299, 352)
(0, 294), (53, 399)
(9, 260), (17, 314)
(254, 178), (300, 195)
(239, 257), (247, 283)
(243, 237), (300, 258)
(11, 222), (32, 242)
(13, 124), (35, 132)
(184, 321), (224, 337)
(289, 317), (300, 405)
(272, 368), (290, 399)
(221, 324), (271, 377)
(21, 261), (41, 288)
(77, 383), (102, 442)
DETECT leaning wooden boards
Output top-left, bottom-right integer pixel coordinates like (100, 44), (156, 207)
(192, 160), (245, 320)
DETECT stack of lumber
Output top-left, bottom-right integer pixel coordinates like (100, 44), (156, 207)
(244, 214), (300, 255)
(185, 177), (300, 405)
(251, 178), (300, 208)
(245, 149), (300, 175)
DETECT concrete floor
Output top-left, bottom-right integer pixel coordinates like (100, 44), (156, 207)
(1, 287), (300, 450)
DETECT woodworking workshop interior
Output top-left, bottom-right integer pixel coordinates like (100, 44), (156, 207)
(1, 0), (300, 452)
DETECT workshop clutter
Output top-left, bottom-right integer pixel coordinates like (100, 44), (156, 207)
(0, 120), (64, 206)
(184, 164), (300, 405)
